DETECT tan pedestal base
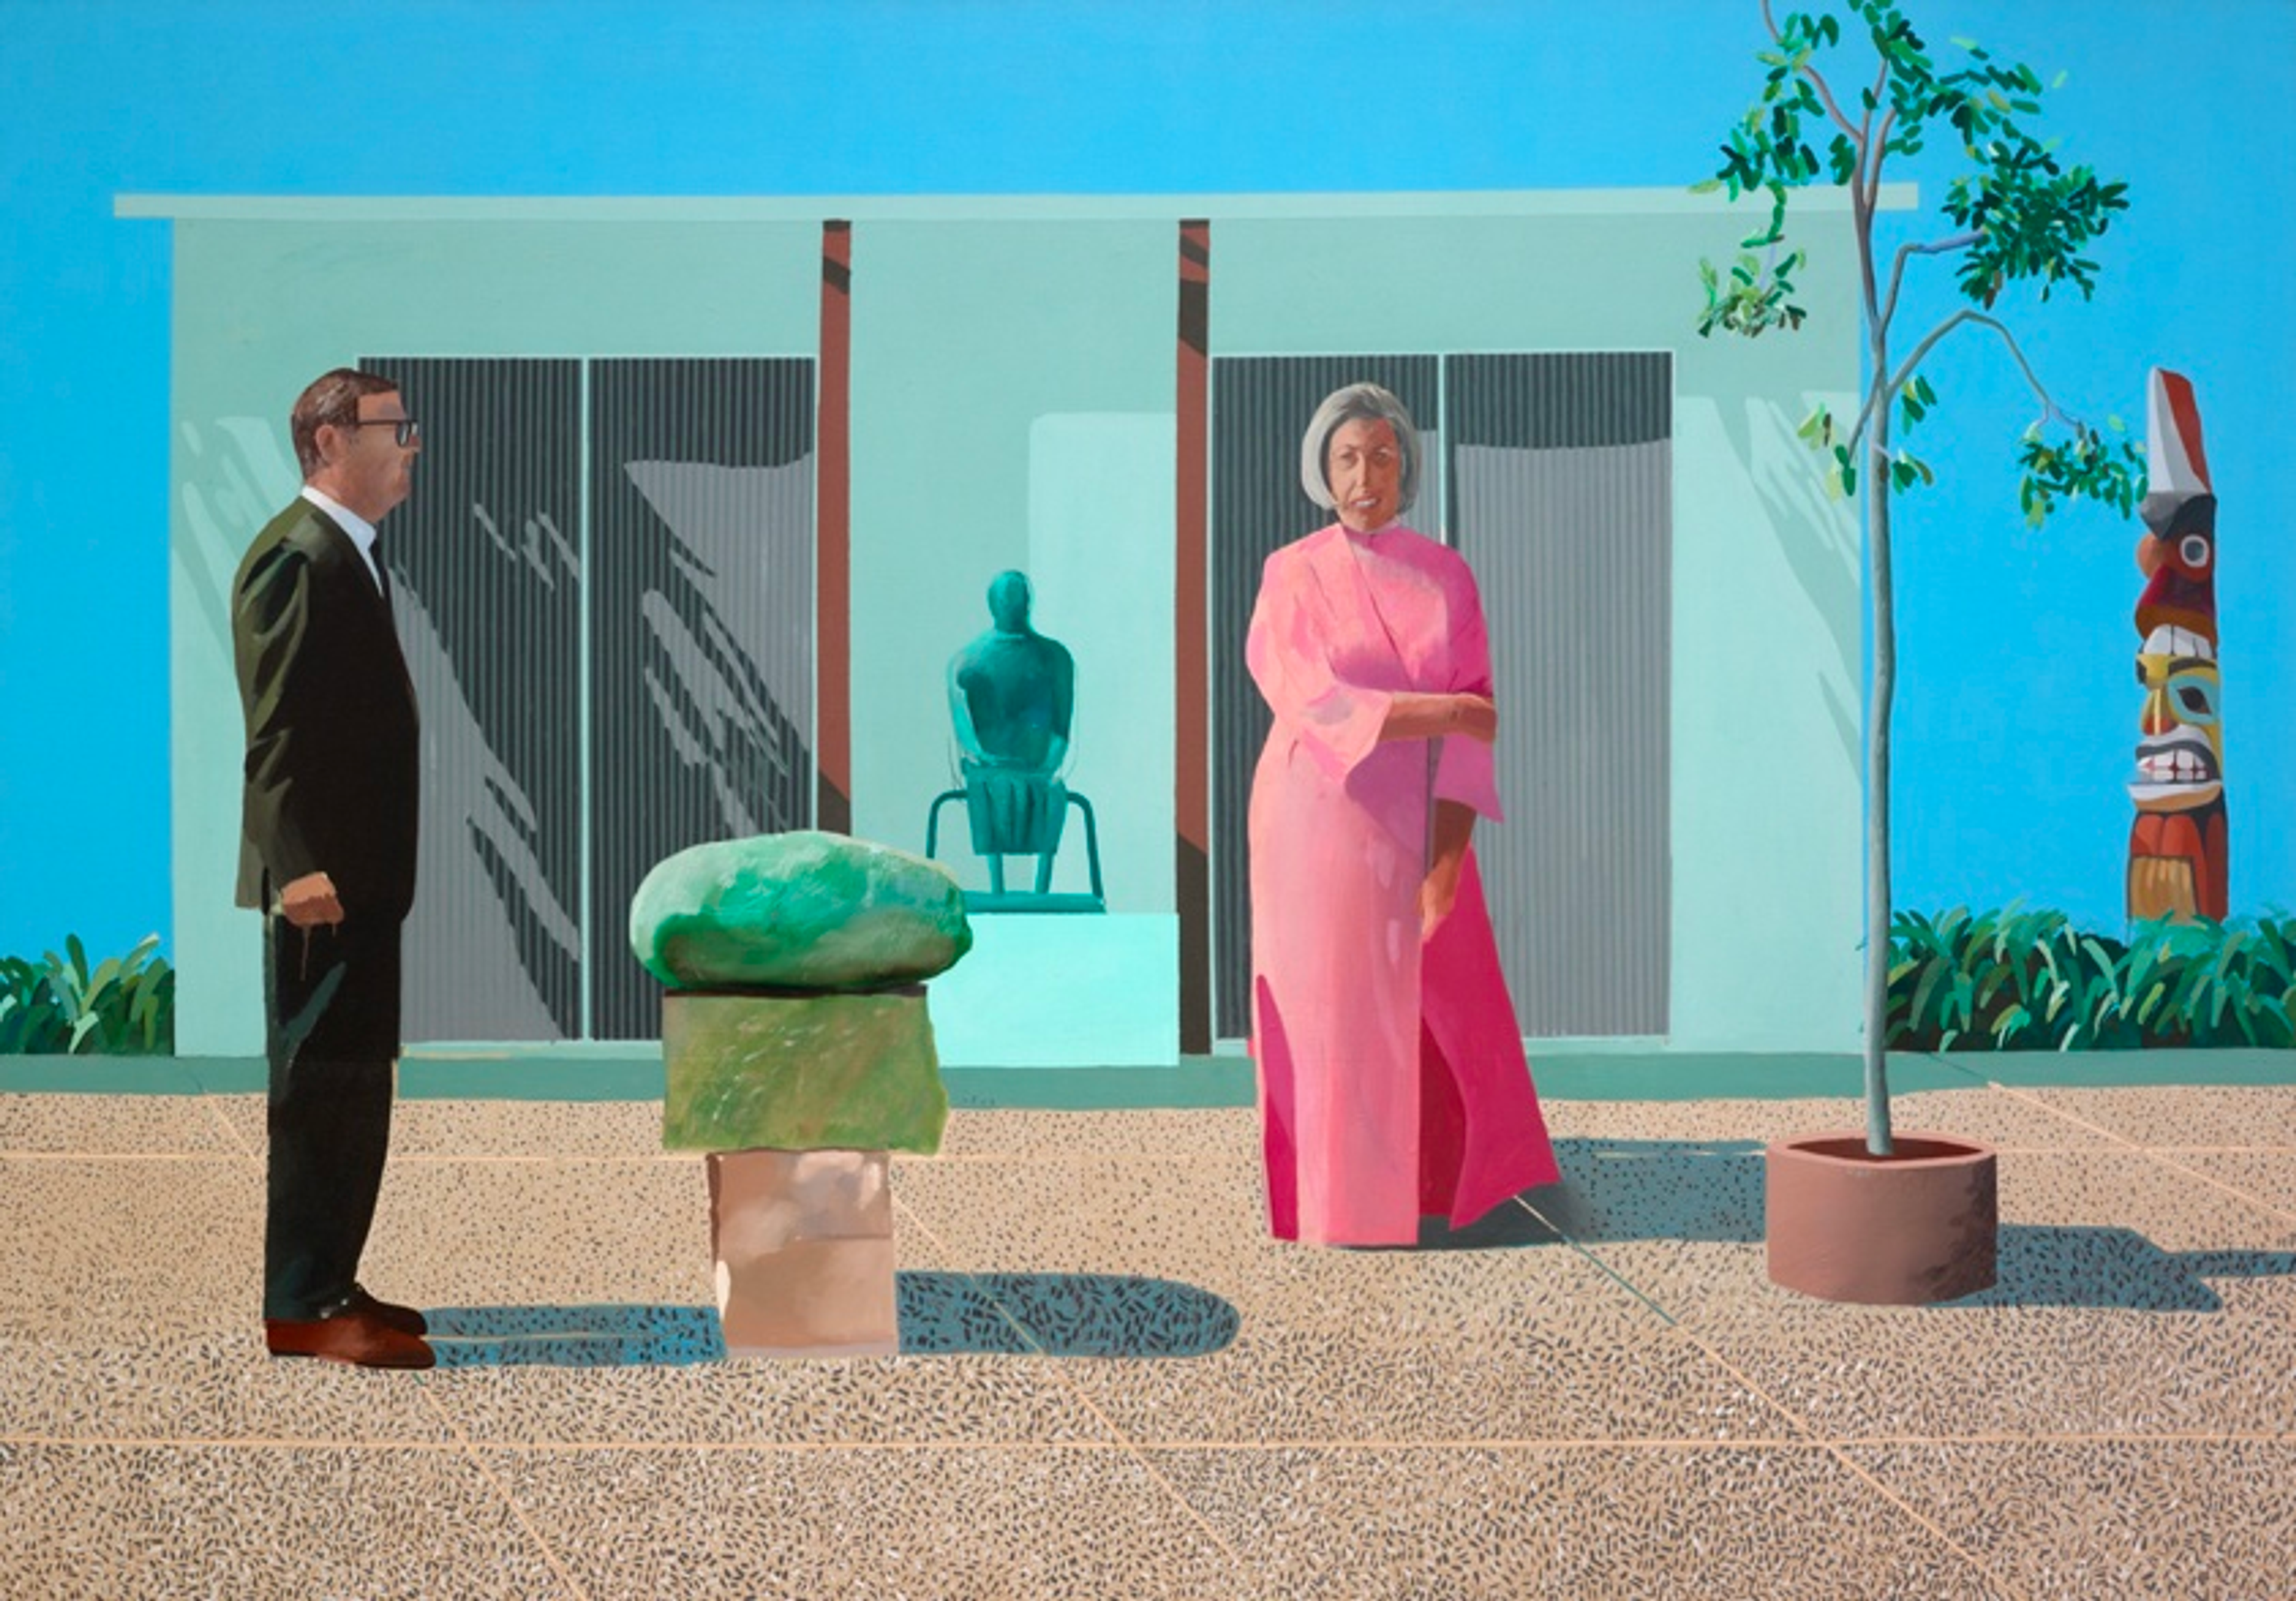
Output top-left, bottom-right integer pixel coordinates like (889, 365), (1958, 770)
(708, 1148), (897, 1358)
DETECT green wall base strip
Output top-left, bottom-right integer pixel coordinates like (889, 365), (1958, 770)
(1531, 1052), (1983, 1102)
(945, 1062), (1254, 1110)
(0, 1057), (211, 1094)
(401, 1057), (661, 1102)
(7, 1049), (2296, 1103)
(1947, 1047), (2296, 1089)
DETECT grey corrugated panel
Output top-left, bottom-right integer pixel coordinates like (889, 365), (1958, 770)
(589, 358), (817, 1041)
(1207, 356), (1440, 1040)
(364, 358), (585, 1043)
(1447, 350), (1671, 450)
(1447, 353), (1671, 1036)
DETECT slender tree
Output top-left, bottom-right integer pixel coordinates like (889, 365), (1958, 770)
(1696, 1), (2144, 1154)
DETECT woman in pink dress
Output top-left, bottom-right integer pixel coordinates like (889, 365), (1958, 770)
(1246, 383), (1559, 1246)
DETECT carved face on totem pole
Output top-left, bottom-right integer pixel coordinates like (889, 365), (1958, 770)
(2131, 624), (2221, 805)
(2127, 368), (2227, 922)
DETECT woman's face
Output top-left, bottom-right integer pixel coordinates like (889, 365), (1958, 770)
(1326, 417), (1402, 532)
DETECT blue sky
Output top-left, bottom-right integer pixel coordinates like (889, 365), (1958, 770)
(2, 0), (2291, 961)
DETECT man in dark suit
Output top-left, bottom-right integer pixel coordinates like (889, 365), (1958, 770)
(233, 368), (432, 1369)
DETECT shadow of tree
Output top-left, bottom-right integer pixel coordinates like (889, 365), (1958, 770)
(1522, 1138), (2296, 1312)
(1955, 1232), (2296, 1313)
(423, 1272), (1241, 1368)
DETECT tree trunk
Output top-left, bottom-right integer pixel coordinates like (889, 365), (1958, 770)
(1851, 154), (1896, 1160)
(1865, 411), (1896, 1157)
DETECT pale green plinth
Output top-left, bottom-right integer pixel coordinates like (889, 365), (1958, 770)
(631, 830), (972, 991)
(661, 990), (949, 1154)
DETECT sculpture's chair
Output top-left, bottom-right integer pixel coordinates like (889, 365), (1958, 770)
(926, 768), (1104, 913)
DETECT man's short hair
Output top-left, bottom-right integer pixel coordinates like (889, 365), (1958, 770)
(290, 368), (400, 478)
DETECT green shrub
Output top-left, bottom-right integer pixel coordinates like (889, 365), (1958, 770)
(1889, 906), (2296, 1051)
(0, 934), (175, 1055)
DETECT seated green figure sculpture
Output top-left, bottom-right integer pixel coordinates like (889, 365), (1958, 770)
(947, 570), (1076, 895)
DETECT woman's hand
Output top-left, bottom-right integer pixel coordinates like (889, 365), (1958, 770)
(1419, 859), (1462, 942)
(1381, 692), (1498, 744)
(1446, 694), (1497, 744)
(1422, 800), (1476, 942)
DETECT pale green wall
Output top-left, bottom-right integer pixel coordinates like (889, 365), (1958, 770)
(168, 194), (1865, 1056)
(1213, 207), (1864, 1049)
(169, 220), (821, 1053)
(1024, 411), (1177, 908)
(844, 221), (1176, 905)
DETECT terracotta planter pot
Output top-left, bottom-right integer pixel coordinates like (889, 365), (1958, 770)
(1765, 1131), (1998, 1305)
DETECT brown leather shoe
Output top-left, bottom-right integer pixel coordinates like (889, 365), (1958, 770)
(338, 1284), (428, 1336)
(265, 1309), (435, 1370)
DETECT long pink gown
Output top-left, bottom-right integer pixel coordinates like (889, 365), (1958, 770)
(1246, 522), (1559, 1245)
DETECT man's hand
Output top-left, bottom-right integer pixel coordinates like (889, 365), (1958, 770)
(277, 871), (344, 928)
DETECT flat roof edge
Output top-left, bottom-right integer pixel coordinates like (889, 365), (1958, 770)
(115, 184), (1918, 224)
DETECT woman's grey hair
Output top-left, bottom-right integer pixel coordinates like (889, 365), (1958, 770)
(1299, 382), (1422, 515)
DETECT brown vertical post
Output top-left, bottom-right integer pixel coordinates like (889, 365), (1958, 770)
(817, 220), (854, 833)
(1176, 220), (1213, 1054)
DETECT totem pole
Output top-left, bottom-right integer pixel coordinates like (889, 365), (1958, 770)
(2127, 367), (2226, 922)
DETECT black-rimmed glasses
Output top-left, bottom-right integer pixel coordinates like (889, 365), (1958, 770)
(349, 416), (422, 447)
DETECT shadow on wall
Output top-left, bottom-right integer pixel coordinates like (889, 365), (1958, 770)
(1700, 395), (1861, 771)
(422, 1273), (1242, 1367)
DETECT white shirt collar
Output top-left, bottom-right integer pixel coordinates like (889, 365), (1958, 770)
(300, 485), (383, 588)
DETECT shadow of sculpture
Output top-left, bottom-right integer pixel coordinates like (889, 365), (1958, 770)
(899, 1272), (1240, 1357)
(422, 1272), (1240, 1368)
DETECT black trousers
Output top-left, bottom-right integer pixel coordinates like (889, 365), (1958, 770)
(262, 913), (402, 1321)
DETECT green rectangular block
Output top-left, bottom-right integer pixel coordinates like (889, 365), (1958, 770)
(661, 989), (950, 1154)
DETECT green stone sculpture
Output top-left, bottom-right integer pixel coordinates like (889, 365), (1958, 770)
(661, 990), (948, 1154)
(630, 830), (972, 991)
